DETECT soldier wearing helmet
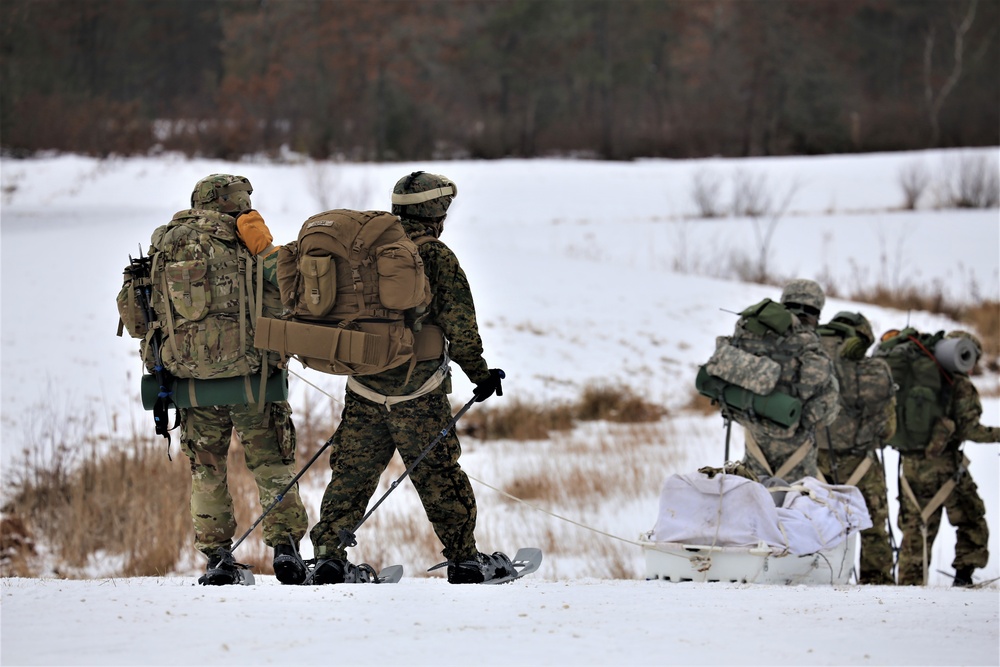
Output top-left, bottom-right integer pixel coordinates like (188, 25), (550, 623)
(309, 171), (517, 585)
(145, 174), (308, 585)
(730, 279), (839, 483)
(816, 311), (897, 584)
(896, 327), (998, 587)
(780, 278), (826, 329)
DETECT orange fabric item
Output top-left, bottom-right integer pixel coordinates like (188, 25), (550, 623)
(236, 210), (274, 255)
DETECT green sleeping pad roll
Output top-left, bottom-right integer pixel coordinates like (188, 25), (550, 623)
(695, 365), (802, 428)
(141, 370), (289, 410)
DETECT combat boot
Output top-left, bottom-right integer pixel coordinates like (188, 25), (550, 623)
(198, 548), (242, 586)
(273, 541), (307, 585)
(447, 551), (517, 584)
(953, 566), (975, 587)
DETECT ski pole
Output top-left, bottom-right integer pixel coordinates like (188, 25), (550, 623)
(229, 433), (334, 555)
(337, 393), (479, 550)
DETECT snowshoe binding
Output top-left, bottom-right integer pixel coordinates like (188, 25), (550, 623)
(198, 548), (255, 586)
(303, 558), (402, 584)
(272, 540), (308, 585)
(432, 548), (543, 585)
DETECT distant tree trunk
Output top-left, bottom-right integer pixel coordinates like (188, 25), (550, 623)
(924, 0), (977, 147)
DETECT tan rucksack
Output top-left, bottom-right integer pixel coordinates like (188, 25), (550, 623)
(255, 209), (436, 376)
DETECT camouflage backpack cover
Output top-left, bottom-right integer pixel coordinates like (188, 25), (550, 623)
(697, 298), (839, 438)
(254, 209), (432, 376)
(815, 315), (895, 453)
(872, 328), (954, 453)
(118, 208), (277, 380)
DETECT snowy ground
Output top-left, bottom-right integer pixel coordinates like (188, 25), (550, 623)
(1, 149), (998, 665)
(2, 576), (998, 666)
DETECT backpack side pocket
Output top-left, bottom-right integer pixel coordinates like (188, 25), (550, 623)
(164, 259), (210, 322)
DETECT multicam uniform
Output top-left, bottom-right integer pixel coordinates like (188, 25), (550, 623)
(815, 317), (897, 585)
(148, 178), (308, 561)
(897, 373), (998, 585)
(309, 218), (491, 564)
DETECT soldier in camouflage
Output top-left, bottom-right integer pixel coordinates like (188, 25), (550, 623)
(897, 330), (998, 587)
(740, 279), (840, 482)
(308, 171), (516, 584)
(816, 312), (897, 584)
(154, 174), (309, 585)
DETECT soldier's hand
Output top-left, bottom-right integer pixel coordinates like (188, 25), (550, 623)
(839, 336), (868, 361)
(474, 369), (505, 403)
(925, 417), (956, 458)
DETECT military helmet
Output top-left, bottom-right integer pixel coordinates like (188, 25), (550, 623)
(391, 171), (457, 220)
(831, 311), (874, 347)
(945, 330), (983, 361)
(780, 279), (826, 316)
(191, 174), (253, 214)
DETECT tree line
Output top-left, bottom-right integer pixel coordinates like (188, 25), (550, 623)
(1, 0), (996, 161)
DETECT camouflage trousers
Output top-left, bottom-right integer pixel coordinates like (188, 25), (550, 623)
(742, 427), (818, 483)
(817, 448), (894, 585)
(896, 451), (988, 585)
(309, 389), (478, 563)
(181, 401), (308, 557)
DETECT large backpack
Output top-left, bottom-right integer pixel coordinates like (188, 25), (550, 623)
(816, 323), (895, 453)
(872, 328), (954, 453)
(697, 298), (838, 438)
(117, 209), (272, 380)
(254, 209), (434, 376)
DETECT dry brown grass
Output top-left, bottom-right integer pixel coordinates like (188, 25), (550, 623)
(460, 383), (666, 441)
(2, 433), (191, 578)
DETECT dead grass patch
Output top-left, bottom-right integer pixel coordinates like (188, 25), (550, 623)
(462, 384), (666, 441)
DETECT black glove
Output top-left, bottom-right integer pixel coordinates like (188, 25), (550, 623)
(474, 369), (505, 403)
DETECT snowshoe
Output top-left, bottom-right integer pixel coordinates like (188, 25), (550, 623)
(198, 548), (254, 586)
(446, 551), (518, 584)
(273, 541), (308, 585)
(309, 558), (380, 585)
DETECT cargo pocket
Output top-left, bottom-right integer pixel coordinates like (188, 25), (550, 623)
(165, 259), (210, 321)
(300, 255), (336, 316)
(376, 243), (427, 310)
(903, 386), (937, 444)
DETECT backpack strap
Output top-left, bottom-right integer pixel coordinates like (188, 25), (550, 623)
(745, 429), (813, 480)
(153, 253), (183, 367)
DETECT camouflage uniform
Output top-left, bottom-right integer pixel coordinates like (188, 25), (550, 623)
(309, 197), (492, 564)
(150, 174), (308, 560)
(897, 370), (998, 585)
(738, 280), (839, 482)
(815, 312), (897, 584)
(181, 401), (307, 554)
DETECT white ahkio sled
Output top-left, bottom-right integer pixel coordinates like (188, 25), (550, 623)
(639, 471), (870, 585)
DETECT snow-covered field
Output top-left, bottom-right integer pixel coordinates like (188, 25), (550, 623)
(1, 149), (998, 665)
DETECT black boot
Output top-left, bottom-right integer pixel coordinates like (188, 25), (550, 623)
(953, 566), (975, 587)
(311, 558), (379, 584)
(447, 552), (517, 584)
(198, 548), (242, 586)
(273, 541), (307, 585)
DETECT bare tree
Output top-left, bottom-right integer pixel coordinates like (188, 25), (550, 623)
(689, 168), (726, 218)
(898, 160), (931, 210)
(924, 0), (978, 147)
(742, 173), (802, 284)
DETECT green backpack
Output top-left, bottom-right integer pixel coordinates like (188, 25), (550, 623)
(696, 298), (823, 434)
(816, 322), (896, 452)
(873, 328), (952, 453)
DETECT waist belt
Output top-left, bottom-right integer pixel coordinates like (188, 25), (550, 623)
(346, 351), (451, 411)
